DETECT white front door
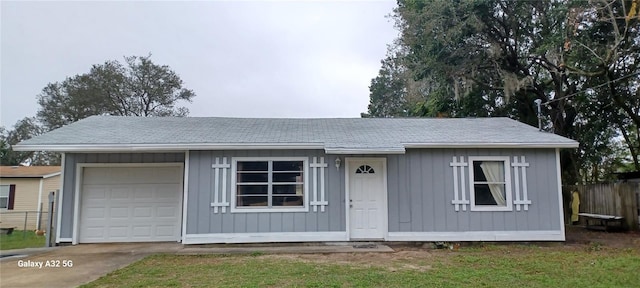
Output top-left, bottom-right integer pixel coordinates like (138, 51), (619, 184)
(348, 158), (386, 240)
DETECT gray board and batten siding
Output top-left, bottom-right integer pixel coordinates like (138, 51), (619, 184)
(58, 148), (560, 242)
(187, 150), (345, 234)
(387, 148), (561, 233)
(187, 148), (560, 236)
(58, 153), (185, 240)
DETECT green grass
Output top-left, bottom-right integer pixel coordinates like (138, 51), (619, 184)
(0, 230), (46, 250)
(81, 245), (640, 288)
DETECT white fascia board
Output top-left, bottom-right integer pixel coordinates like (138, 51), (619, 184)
(14, 142), (580, 152)
(42, 172), (62, 179)
(403, 142), (579, 149)
(12, 143), (326, 152)
(324, 148), (406, 154)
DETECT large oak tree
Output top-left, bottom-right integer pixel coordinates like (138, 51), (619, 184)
(367, 0), (640, 183)
(37, 55), (195, 130)
(1, 55), (196, 165)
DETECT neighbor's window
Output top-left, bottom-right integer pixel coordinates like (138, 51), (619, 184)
(0, 185), (10, 209)
(232, 158), (307, 212)
(469, 157), (512, 211)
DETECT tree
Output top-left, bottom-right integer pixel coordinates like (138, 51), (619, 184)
(564, 0), (640, 171)
(37, 55), (195, 130)
(0, 128), (10, 164)
(0, 117), (58, 165)
(365, 48), (411, 118)
(366, 0), (640, 184)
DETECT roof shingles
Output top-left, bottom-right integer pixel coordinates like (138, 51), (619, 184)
(0, 166), (61, 178)
(15, 116), (578, 151)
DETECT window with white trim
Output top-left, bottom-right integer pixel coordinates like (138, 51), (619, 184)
(231, 157), (308, 212)
(0, 185), (10, 209)
(468, 156), (512, 211)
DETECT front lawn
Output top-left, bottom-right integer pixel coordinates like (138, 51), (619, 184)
(0, 230), (46, 250)
(82, 245), (640, 287)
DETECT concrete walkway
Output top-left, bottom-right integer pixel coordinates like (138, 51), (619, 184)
(0, 242), (393, 287)
(179, 242), (394, 255)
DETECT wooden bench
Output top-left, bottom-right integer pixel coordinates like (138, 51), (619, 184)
(578, 213), (626, 232)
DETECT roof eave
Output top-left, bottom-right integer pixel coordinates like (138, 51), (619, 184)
(0, 170), (61, 178)
(12, 143), (326, 152)
(13, 141), (579, 153)
(324, 148), (406, 155)
(42, 172), (62, 179)
(402, 142), (580, 149)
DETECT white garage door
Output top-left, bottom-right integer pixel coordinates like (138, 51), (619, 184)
(79, 166), (183, 243)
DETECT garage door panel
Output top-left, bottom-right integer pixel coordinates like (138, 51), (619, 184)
(157, 206), (179, 217)
(152, 167), (183, 184)
(108, 226), (129, 237)
(109, 207), (129, 219)
(110, 187), (132, 201)
(111, 169), (134, 183)
(84, 167), (181, 185)
(154, 184), (182, 200)
(134, 207), (153, 217)
(79, 166), (182, 243)
(84, 207), (106, 219)
(156, 225), (178, 236)
(83, 186), (107, 200)
(83, 169), (112, 185)
(134, 186), (154, 200)
(129, 185), (181, 202)
(128, 167), (181, 185)
(132, 226), (152, 237)
(83, 227), (105, 239)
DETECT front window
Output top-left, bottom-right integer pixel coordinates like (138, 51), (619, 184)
(232, 158), (307, 212)
(469, 157), (512, 211)
(0, 185), (10, 209)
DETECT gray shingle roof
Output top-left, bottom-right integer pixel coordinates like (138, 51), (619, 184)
(15, 116), (578, 152)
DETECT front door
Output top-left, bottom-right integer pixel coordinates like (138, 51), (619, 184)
(348, 158), (386, 240)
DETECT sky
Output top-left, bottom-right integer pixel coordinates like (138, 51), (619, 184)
(0, 0), (398, 128)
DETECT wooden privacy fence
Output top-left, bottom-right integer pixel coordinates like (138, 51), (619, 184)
(564, 183), (640, 230)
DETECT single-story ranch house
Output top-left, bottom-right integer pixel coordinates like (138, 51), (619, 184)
(14, 116), (578, 245)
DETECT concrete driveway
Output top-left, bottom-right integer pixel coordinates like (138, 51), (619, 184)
(0, 242), (392, 287)
(0, 243), (182, 288)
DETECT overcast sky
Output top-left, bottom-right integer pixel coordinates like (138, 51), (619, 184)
(0, 0), (398, 128)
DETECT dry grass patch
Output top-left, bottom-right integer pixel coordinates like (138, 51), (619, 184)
(82, 244), (640, 288)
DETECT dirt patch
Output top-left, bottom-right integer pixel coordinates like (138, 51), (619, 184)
(260, 250), (437, 272)
(251, 226), (639, 272)
(565, 225), (640, 248)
